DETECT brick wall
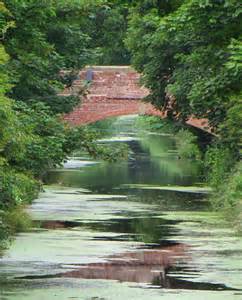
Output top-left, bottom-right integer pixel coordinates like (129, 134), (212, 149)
(63, 66), (163, 125)
(63, 66), (210, 132)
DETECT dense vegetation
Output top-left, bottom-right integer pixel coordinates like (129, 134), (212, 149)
(0, 0), (241, 244)
(0, 0), (128, 246)
(125, 0), (241, 223)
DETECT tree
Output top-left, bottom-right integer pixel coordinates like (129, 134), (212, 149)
(126, 0), (241, 134)
(3, 0), (104, 113)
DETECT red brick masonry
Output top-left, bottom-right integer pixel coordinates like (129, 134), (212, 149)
(63, 66), (209, 131)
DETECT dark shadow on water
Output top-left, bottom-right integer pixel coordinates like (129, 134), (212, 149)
(37, 216), (180, 244)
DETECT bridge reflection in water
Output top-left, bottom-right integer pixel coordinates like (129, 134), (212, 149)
(51, 244), (236, 291)
(61, 244), (187, 285)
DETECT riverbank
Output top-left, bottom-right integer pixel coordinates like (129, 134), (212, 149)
(134, 116), (242, 231)
(0, 115), (127, 252)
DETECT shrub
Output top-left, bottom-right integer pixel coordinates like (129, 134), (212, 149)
(209, 162), (242, 229)
(4, 206), (33, 234)
(135, 115), (180, 133)
(0, 169), (39, 209)
(204, 146), (235, 189)
(175, 129), (201, 160)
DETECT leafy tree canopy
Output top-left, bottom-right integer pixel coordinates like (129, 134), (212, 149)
(126, 0), (242, 138)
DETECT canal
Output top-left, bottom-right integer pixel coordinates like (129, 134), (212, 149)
(0, 115), (242, 300)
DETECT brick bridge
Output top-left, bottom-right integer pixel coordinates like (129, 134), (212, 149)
(63, 66), (209, 131)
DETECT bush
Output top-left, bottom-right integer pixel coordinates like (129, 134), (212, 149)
(0, 210), (10, 252)
(134, 115), (180, 133)
(40, 95), (81, 114)
(221, 163), (242, 209)
(12, 101), (72, 177)
(0, 169), (39, 209)
(209, 162), (242, 230)
(204, 147), (242, 231)
(0, 206), (33, 252)
(204, 146), (235, 189)
(175, 129), (201, 160)
(4, 206), (33, 234)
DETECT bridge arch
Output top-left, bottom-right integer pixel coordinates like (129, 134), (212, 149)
(63, 66), (209, 131)
(63, 66), (163, 125)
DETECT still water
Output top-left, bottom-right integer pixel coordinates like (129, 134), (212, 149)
(0, 115), (242, 300)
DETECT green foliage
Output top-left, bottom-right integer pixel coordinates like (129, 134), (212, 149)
(11, 101), (69, 177)
(4, 0), (62, 104)
(126, 0), (242, 137)
(226, 38), (242, 73)
(205, 147), (242, 228)
(0, 0), (134, 246)
(0, 1), (14, 41)
(135, 115), (180, 133)
(218, 92), (242, 156)
(2, 0), (134, 113)
(126, 0), (242, 222)
(0, 205), (33, 252)
(0, 45), (11, 94)
(0, 96), (14, 150)
(209, 162), (242, 231)
(39, 95), (81, 115)
(0, 169), (39, 209)
(0, 210), (10, 252)
(3, 0), (104, 112)
(4, 206), (33, 233)
(204, 145), (235, 189)
(219, 162), (242, 210)
(89, 2), (130, 65)
(175, 129), (201, 160)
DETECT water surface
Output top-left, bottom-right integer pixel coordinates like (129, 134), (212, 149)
(1, 115), (242, 300)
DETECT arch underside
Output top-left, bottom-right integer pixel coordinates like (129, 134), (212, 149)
(64, 98), (164, 126)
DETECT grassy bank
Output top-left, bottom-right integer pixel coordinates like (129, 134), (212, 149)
(0, 206), (33, 253)
(205, 147), (242, 231)
(0, 169), (40, 251)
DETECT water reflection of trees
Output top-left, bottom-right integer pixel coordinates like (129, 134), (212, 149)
(46, 129), (201, 190)
(40, 216), (179, 244)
